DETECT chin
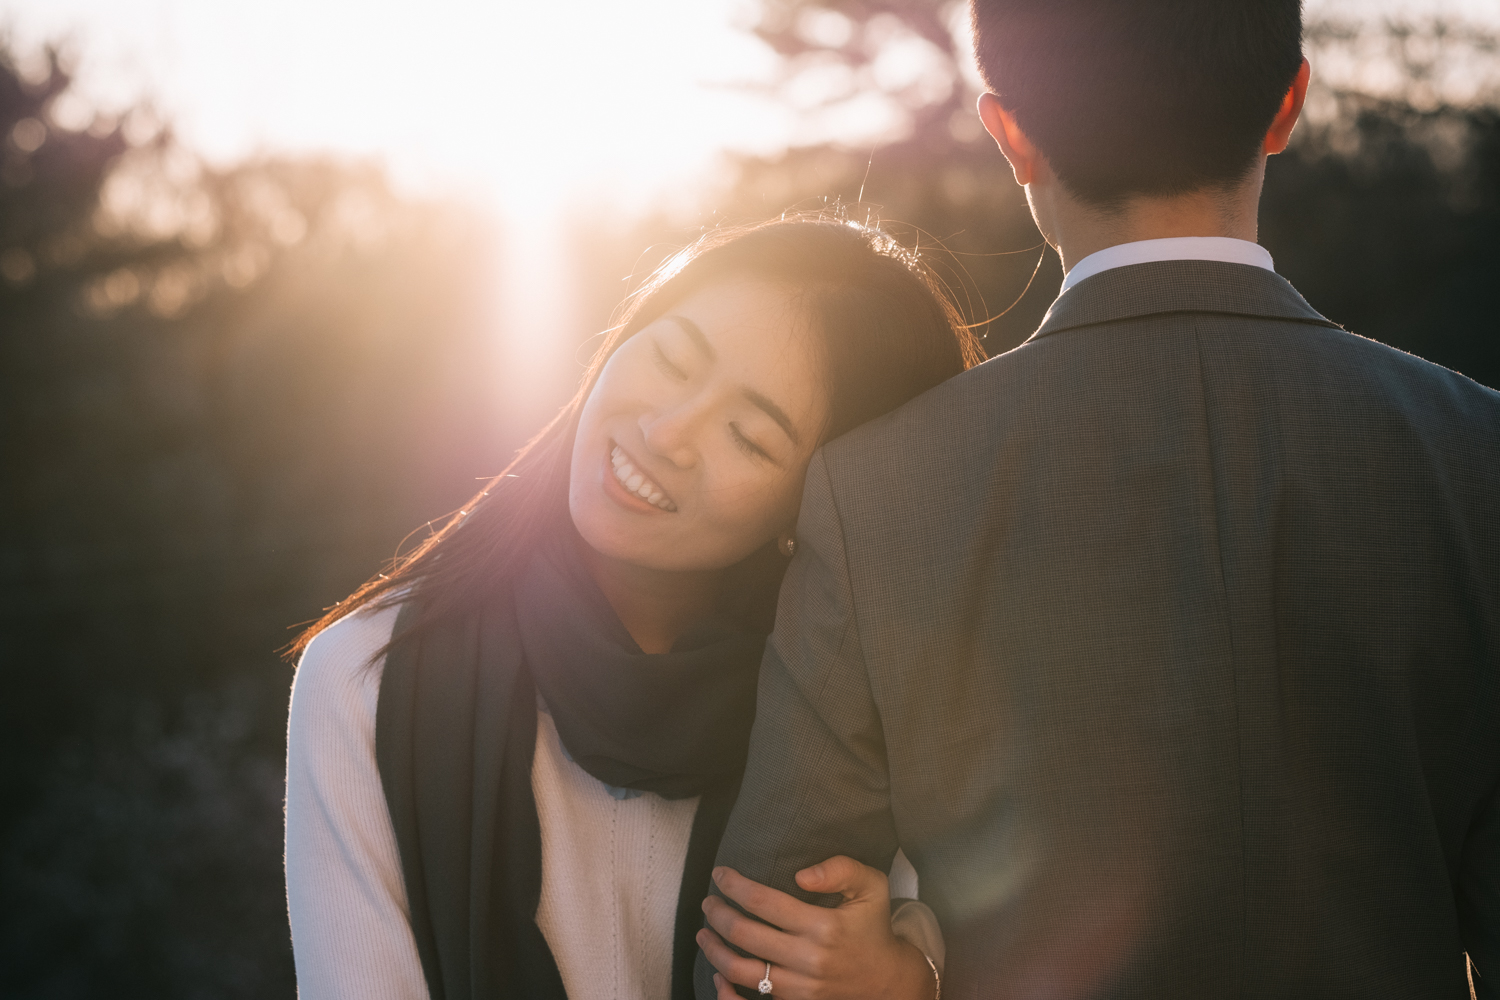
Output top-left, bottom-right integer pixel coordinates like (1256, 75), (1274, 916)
(570, 502), (738, 574)
(569, 490), (664, 566)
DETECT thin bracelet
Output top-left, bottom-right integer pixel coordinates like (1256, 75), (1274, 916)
(922, 951), (941, 1000)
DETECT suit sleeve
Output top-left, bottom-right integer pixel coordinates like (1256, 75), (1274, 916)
(1461, 783), (1500, 999)
(695, 451), (900, 998)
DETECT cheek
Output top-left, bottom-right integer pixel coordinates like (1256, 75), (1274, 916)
(701, 464), (806, 539)
(568, 413), (602, 499)
(573, 374), (611, 447)
(578, 345), (656, 423)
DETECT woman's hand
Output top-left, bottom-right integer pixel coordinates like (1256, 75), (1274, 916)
(697, 856), (936, 1000)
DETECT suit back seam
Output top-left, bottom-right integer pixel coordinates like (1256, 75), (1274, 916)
(1190, 324), (1250, 997)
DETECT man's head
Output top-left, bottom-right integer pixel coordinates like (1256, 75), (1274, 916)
(970, 0), (1305, 208)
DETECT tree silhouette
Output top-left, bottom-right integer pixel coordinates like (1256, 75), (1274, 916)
(0, 45), (513, 998)
(689, 8), (1500, 384)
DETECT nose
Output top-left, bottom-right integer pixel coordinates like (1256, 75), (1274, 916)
(639, 397), (705, 469)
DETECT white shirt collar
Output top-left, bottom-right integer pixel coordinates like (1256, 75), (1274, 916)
(1059, 237), (1275, 294)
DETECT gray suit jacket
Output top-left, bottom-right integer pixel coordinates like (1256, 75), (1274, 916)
(697, 261), (1500, 999)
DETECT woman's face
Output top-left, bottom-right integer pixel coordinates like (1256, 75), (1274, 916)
(569, 277), (829, 573)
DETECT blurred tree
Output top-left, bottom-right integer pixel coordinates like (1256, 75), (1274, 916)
(683, 5), (1500, 384)
(0, 45), (513, 998)
(718, 0), (1053, 354)
(1261, 90), (1500, 386)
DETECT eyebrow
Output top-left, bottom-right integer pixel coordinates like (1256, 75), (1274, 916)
(664, 313), (800, 446)
(666, 315), (715, 362)
(742, 386), (801, 446)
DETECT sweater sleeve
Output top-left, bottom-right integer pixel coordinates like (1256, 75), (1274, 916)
(889, 850), (945, 975)
(285, 602), (430, 1000)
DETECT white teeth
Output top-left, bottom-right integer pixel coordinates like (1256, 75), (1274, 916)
(610, 443), (676, 511)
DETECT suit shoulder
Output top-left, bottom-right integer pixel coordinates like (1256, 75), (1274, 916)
(823, 341), (1054, 464)
(1342, 325), (1499, 398)
(1238, 321), (1500, 438)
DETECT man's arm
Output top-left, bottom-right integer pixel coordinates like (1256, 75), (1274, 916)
(695, 450), (900, 998)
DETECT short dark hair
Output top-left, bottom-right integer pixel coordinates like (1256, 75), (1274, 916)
(970, 0), (1304, 206)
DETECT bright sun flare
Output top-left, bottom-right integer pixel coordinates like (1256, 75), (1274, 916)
(4, 0), (804, 425)
(5, 0), (790, 216)
(7, 0), (1492, 423)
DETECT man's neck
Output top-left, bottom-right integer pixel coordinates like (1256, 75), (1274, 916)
(1033, 162), (1266, 275)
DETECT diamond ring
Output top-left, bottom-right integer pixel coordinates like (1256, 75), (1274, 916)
(758, 961), (773, 995)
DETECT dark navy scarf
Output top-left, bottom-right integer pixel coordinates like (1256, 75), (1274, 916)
(375, 532), (765, 1000)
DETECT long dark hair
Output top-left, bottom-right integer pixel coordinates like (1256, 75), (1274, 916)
(287, 213), (984, 659)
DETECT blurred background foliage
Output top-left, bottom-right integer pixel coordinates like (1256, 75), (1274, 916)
(702, 0), (1500, 361)
(1, 4), (1497, 996)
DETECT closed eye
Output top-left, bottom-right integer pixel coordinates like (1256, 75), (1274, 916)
(652, 342), (687, 380)
(730, 423), (774, 463)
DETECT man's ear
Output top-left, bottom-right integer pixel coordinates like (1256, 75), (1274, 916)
(1264, 58), (1311, 155)
(977, 93), (1041, 186)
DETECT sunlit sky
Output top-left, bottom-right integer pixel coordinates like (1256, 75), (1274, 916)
(4, 0), (1494, 423)
(2, 0), (798, 218)
(6, 0), (1496, 218)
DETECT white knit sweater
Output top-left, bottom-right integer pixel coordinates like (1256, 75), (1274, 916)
(285, 602), (940, 1000)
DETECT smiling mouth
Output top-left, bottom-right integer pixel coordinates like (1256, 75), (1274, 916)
(610, 444), (678, 511)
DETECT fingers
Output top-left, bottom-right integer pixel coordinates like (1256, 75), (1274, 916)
(793, 855), (889, 905)
(697, 925), (756, 982)
(712, 866), (823, 934)
(698, 927), (788, 991)
(703, 893), (806, 967)
(703, 893), (798, 965)
(699, 927), (811, 999)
